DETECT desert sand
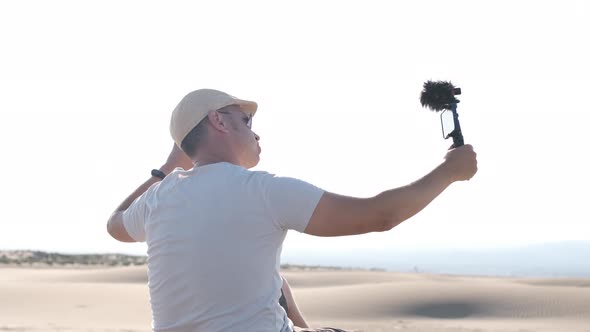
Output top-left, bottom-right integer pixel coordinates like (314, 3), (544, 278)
(1, 266), (589, 332)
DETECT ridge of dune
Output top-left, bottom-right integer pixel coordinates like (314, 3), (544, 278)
(515, 278), (590, 288)
(294, 279), (590, 320)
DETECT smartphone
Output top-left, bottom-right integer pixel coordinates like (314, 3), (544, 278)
(440, 109), (456, 139)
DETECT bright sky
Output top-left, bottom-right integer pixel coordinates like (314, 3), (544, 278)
(1, 0), (588, 256)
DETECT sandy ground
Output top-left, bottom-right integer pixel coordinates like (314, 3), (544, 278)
(1, 266), (589, 332)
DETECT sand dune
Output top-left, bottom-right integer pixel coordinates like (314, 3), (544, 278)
(1, 267), (589, 331)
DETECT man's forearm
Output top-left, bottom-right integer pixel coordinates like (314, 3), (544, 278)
(107, 143), (194, 242)
(114, 176), (162, 212)
(114, 144), (192, 213)
(377, 162), (454, 230)
(107, 175), (163, 243)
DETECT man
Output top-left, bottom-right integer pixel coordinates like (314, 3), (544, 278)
(107, 89), (478, 332)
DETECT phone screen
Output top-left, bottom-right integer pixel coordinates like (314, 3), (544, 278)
(441, 110), (456, 139)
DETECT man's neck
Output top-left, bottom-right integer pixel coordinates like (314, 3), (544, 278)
(194, 154), (240, 168)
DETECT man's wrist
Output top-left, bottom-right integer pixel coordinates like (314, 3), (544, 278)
(434, 161), (457, 186)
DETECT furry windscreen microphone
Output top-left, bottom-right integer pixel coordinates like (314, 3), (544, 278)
(420, 80), (461, 112)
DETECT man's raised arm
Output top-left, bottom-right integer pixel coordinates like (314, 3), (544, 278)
(304, 145), (477, 237)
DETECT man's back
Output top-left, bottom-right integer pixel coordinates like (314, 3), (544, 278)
(122, 162), (324, 331)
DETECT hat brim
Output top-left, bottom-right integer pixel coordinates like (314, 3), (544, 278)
(231, 100), (258, 117)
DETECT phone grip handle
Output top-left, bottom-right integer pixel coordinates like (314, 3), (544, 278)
(450, 104), (464, 147)
(452, 132), (464, 147)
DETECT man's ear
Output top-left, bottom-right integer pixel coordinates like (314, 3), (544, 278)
(207, 111), (229, 133)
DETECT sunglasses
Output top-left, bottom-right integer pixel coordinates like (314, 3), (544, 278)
(217, 110), (253, 129)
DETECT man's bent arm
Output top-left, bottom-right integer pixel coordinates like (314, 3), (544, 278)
(107, 144), (193, 242)
(107, 176), (163, 242)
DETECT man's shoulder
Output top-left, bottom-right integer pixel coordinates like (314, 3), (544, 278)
(172, 162), (316, 190)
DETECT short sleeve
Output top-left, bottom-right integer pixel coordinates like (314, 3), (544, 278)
(121, 192), (148, 242)
(263, 174), (324, 232)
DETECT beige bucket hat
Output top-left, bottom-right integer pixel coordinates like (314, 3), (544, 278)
(170, 89), (258, 146)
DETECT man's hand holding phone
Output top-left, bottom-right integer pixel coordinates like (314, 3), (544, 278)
(443, 144), (478, 182)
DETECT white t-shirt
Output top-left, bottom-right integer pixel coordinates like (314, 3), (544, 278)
(122, 162), (324, 332)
